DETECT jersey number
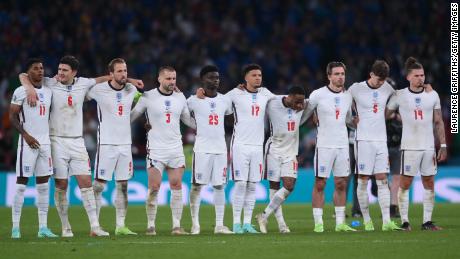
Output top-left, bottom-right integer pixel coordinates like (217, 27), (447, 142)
(335, 109), (340, 120)
(165, 113), (171, 123)
(67, 95), (73, 106)
(118, 105), (123, 116)
(414, 109), (424, 120)
(373, 103), (378, 113)
(39, 104), (46, 116)
(209, 114), (219, 125)
(251, 105), (260, 117)
(287, 121), (295, 131)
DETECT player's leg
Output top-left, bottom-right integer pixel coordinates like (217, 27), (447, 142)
(398, 150), (420, 230)
(312, 147), (333, 232)
(92, 144), (115, 220)
(355, 141), (375, 229)
(243, 146), (264, 233)
(211, 153), (232, 234)
(389, 147), (401, 218)
(230, 144), (250, 233)
(167, 162), (188, 235)
(420, 151), (441, 230)
(189, 153), (208, 234)
(145, 158), (163, 235)
(333, 148), (355, 231)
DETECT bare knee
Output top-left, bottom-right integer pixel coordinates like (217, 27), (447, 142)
(422, 176), (434, 190)
(269, 181), (280, 190)
(55, 179), (68, 190)
(314, 178), (326, 192)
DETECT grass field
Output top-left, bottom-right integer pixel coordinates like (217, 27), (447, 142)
(1, 204), (459, 259)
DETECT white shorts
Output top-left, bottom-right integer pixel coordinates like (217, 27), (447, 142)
(51, 136), (91, 179)
(354, 141), (389, 175)
(192, 152), (228, 186)
(146, 149), (185, 174)
(264, 153), (298, 182)
(94, 145), (133, 181)
(231, 144), (263, 182)
(16, 142), (53, 178)
(314, 147), (350, 178)
(401, 150), (437, 177)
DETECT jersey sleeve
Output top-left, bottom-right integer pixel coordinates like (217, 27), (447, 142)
(130, 95), (147, 122)
(11, 87), (26, 105)
(386, 92), (399, 110)
(186, 96), (195, 113)
(81, 77), (97, 90)
(43, 77), (57, 87)
(433, 91), (441, 110)
(300, 99), (313, 124)
(263, 87), (276, 100)
(224, 95), (233, 115)
(180, 94), (194, 128)
(85, 84), (98, 101)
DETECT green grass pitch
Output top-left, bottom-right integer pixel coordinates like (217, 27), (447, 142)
(1, 204), (459, 258)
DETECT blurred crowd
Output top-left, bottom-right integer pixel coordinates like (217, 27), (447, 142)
(0, 0), (457, 170)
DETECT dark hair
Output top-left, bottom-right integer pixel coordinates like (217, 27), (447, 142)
(158, 65), (176, 75)
(242, 63), (262, 77)
(371, 60), (389, 78)
(288, 85), (306, 96)
(326, 61), (346, 75)
(108, 58), (126, 73)
(24, 58), (43, 72)
(60, 55), (79, 71)
(404, 57), (423, 75)
(200, 65), (219, 79)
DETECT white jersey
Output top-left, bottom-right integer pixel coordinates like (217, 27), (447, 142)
(187, 94), (233, 154)
(387, 88), (441, 150)
(44, 77), (96, 137)
(11, 86), (52, 146)
(349, 81), (395, 141)
(226, 87), (275, 146)
(131, 88), (191, 154)
(87, 81), (139, 145)
(266, 96), (305, 157)
(306, 86), (352, 148)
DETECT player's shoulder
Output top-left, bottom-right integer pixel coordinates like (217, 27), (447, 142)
(348, 81), (364, 92)
(75, 77), (95, 85)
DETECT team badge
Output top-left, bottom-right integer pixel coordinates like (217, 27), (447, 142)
(210, 101), (216, 109)
(38, 93), (44, 101)
(100, 169), (105, 176)
(67, 85), (72, 91)
(373, 91), (379, 98)
(268, 170), (274, 177)
(197, 174), (202, 180)
(320, 166), (326, 173)
(116, 92), (122, 102)
(359, 164), (365, 171)
(165, 100), (171, 111)
(405, 165), (411, 172)
(334, 97), (340, 105)
(235, 170), (240, 177)
(415, 97), (421, 107)
(24, 166), (31, 173)
(252, 93), (257, 103)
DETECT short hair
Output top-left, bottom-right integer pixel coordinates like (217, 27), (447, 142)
(59, 55), (79, 71)
(371, 60), (389, 78)
(242, 63), (262, 77)
(404, 57), (423, 75)
(200, 65), (219, 79)
(326, 61), (346, 75)
(24, 58), (43, 72)
(158, 66), (176, 75)
(287, 85), (306, 96)
(108, 58), (126, 73)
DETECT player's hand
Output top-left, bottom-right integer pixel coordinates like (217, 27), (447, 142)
(130, 79), (144, 89)
(144, 122), (152, 131)
(424, 84), (433, 92)
(196, 88), (205, 99)
(312, 113), (318, 125)
(353, 116), (359, 126)
(437, 147), (447, 162)
(236, 83), (245, 90)
(26, 89), (38, 107)
(173, 85), (181, 93)
(24, 133), (40, 149)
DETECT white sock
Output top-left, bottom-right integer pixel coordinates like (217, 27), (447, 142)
(189, 185), (202, 227)
(313, 208), (323, 225)
(36, 182), (49, 228)
(146, 189), (158, 228)
(55, 187), (71, 231)
(115, 182), (128, 228)
(398, 188), (409, 223)
(93, 181), (105, 220)
(232, 181), (246, 225)
(423, 189), (435, 223)
(263, 188), (290, 220)
(243, 182), (257, 224)
(270, 188), (287, 227)
(170, 189), (183, 228)
(80, 187), (100, 229)
(12, 184), (26, 229)
(357, 178), (371, 223)
(214, 185), (225, 227)
(376, 179), (391, 224)
(335, 206), (346, 225)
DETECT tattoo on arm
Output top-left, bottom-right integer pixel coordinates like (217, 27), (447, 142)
(434, 109), (446, 144)
(9, 105), (26, 135)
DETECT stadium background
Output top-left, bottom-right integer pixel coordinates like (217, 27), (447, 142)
(0, 0), (458, 206)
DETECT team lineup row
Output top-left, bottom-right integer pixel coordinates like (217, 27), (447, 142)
(9, 55), (447, 238)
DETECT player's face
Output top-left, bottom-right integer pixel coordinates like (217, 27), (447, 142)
(328, 67), (345, 88)
(28, 63), (44, 83)
(58, 64), (77, 84)
(111, 62), (128, 85)
(203, 72), (220, 90)
(288, 94), (306, 111)
(158, 70), (176, 92)
(407, 68), (425, 88)
(245, 69), (262, 88)
(369, 73), (386, 88)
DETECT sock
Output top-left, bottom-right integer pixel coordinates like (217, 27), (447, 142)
(357, 178), (371, 223)
(270, 188), (287, 227)
(243, 182), (257, 224)
(189, 185), (202, 227)
(423, 189), (435, 223)
(115, 182), (128, 228)
(170, 189), (183, 229)
(36, 182), (49, 228)
(263, 187), (290, 220)
(12, 184), (26, 229)
(54, 187), (71, 231)
(146, 189), (158, 228)
(80, 187), (100, 229)
(214, 185), (225, 227)
(232, 181), (247, 225)
(335, 206), (346, 225)
(398, 188), (409, 223)
(92, 181), (105, 220)
(313, 208), (323, 225)
(376, 179), (391, 224)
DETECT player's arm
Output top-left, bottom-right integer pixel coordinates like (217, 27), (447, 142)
(433, 109), (447, 162)
(345, 108), (357, 129)
(180, 100), (196, 129)
(19, 73), (39, 106)
(130, 96), (147, 122)
(9, 104), (40, 149)
(385, 93), (398, 119)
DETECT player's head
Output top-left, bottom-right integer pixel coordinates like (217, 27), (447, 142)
(286, 85), (306, 111)
(158, 66), (176, 92)
(326, 61), (346, 88)
(369, 60), (389, 88)
(405, 57), (425, 88)
(242, 63), (262, 89)
(24, 58), (44, 83)
(200, 65), (220, 90)
(108, 58), (128, 86)
(58, 55), (79, 84)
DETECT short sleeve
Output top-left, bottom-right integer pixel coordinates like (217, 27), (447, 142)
(11, 87), (26, 105)
(224, 95), (233, 115)
(434, 92), (441, 109)
(386, 92), (399, 110)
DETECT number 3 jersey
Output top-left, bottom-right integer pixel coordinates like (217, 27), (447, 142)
(187, 94), (233, 154)
(86, 81), (139, 145)
(387, 88), (441, 151)
(348, 81), (395, 141)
